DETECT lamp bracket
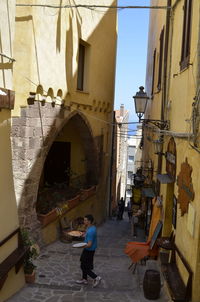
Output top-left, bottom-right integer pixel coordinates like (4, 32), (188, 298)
(155, 152), (167, 157)
(141, 119), (169, 130)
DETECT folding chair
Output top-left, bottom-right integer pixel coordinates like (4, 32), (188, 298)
(125, 220), (163, 273)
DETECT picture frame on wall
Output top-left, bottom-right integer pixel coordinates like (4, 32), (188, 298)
(172, 195), (177, 229)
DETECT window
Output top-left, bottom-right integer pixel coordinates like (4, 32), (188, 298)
(128, 156), (134, 162)
(151, 49), (156, 97)
(128, 171), (133, 180)
(180, 0), (193, 70)
(77, 44), (85, 91)
(126, 190), (132, 197)
(77, 40), (90, 91)
(157, 28), (164, 91)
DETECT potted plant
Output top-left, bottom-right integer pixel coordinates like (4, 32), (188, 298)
(36, 192), (58, 226)
(21, 229), (39, 283)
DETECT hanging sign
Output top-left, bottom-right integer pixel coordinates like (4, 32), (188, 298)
(177, 158), (194, 216)
(166, 137), (176, 180)
(0, 88), (15, 109)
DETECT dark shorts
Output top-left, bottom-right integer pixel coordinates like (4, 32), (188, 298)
(80, 249), (95, 270)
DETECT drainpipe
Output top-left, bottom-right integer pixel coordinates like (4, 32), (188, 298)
(156, 0), (171, 194)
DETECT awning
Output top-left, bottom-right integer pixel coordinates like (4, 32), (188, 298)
(157, 174), (174, 184)
(142, 187), (155, 198)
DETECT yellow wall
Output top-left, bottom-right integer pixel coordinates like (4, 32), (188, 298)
(12, 0), (117, 215)
(56, 120), (85, 176)
(0, 0), (26, 299)
(13, 0), (117, 119)
(0, 268), (25, 302)
(0, 112), (19, 240)
(145, 0), (166, 120)
(41, 189), (106, 245)
(145, 0), (200, 301)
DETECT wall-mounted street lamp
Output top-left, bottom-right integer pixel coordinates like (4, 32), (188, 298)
(133, 86), (169, 130)
(153, 139), (166, 156)
(133, 86), (149, 121)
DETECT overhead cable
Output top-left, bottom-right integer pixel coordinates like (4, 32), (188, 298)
(17, 70), (141, 127)
(15, 4), (171, 10)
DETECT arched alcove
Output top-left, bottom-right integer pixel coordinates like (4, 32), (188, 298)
(12, 101), (99, 243)
(36, 111), (98, 217)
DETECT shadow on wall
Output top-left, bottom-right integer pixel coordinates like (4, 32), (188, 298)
(65, 16), (73, 94)
(56, 0), (62, 53)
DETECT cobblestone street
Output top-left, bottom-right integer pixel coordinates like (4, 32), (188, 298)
(7, 216), (170, 302)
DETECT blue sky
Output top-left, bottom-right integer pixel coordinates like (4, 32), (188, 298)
(114, 0), (150, 123)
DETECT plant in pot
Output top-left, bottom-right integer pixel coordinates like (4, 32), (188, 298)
(21, 229), (39, 283)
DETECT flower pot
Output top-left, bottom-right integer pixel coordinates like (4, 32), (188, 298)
(80, 186), (96, 200)
(25, 270), (36, 283)
(37, 208), (58, 226)
(67, 195), (80, 209)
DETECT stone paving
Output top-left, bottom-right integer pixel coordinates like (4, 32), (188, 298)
(7, 216), (170, 302)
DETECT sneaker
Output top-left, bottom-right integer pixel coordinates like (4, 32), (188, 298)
(93, 276), (102, 288)
(76, 279), (88, 285)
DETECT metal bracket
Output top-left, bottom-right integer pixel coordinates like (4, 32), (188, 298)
(141, 119), (170, 130)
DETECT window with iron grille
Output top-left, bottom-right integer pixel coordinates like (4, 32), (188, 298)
(77, 40), (90, 91)
(151, 49), (156, 97)
(77, 44), (85, 91)
(180, 0), (193, 70)
(157, 28), (164, 91)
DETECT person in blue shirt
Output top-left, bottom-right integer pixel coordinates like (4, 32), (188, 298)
(76, 214), (101, 287)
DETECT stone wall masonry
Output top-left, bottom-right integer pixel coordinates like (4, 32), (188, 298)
(29, 137), (43, 149)
(11, 101), (72, 244)
(11, 101), (99, 245)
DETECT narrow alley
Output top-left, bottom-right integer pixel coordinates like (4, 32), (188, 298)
(7, 216), (169, 302)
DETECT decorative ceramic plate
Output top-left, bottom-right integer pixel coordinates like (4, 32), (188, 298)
(72, 242), (87, 248)
(68, 231), (83, 237)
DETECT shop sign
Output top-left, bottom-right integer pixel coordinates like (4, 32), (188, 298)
(166, 152), (176, 165)
(166, 137), (176, 180)
(177, 158), (194, 216)
(0, 88), (15, 109)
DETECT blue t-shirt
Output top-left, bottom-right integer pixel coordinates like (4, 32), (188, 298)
(84, 225), (97, 251)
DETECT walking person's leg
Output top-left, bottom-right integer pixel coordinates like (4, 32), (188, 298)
(76, 250), (88, 284)
(80, 251), (96, 280)
(86, 250), (102, 287)
(77, 250), (101, 287)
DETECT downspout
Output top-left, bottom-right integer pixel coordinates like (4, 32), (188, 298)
(156, 0), (171, 194)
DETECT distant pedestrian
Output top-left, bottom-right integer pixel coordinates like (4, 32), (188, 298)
(127, 200), (133, 221)
(76, 214), (102, 288)
(117, 197), (125, 220)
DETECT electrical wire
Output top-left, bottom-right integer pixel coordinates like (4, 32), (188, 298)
(16, 70), (140, 128)
(15, 4), (171, 10)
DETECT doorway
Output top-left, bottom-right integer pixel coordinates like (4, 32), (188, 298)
(44, 141), (71, 186)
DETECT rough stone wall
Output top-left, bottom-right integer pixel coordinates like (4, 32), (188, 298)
(11, 102), (65, 241)
(11, 101), (98, 243)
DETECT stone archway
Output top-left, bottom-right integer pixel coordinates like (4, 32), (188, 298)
(11, 102), (98, 242)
